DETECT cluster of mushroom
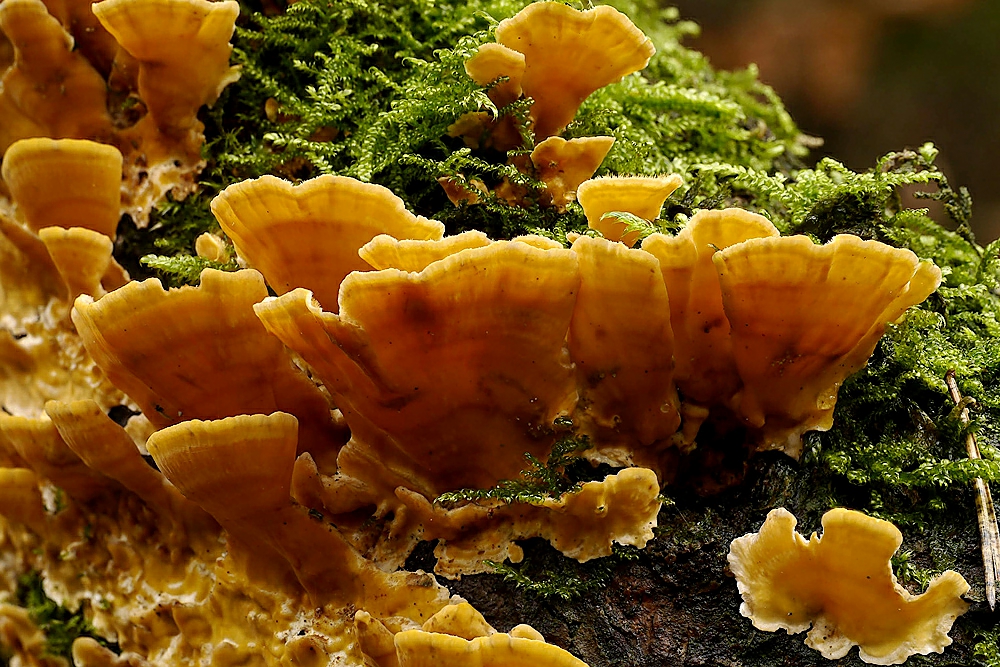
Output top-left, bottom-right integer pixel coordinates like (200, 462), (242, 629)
(0, 136), (660, 666)
(0, 0), (239, 222)
(0, 1), (961, 666)
(442, 2), (656, 209)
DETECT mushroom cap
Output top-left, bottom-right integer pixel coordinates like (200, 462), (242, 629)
(0, 468), (48, 535)
(395, 630), (588, 667)
(714, 234), (942, 454)
(37, 227), (117, 302)
(537, 467), (661, 561)
(92, 0), (240, 132)
(0, 0), (112, 151)
(568, 236), (679, 460)
(397, 467), (661, 577)
(728, 507), (970, 664)
(577, 175), (683, 247)
(641, 208), (779, 408)
(464, 42), (525, 108)
(2, 138), (123, 239)
(255, 240), (580, 497)
(44, 399), (212, 528)
(360, 231), (490, 272)
(71, 269), (341, 462)
(530, 136), (616, 209)
(211, 175), (445, 311)
(0, 413), (114, 501)
(421, 601), (495, 640)
(495, 2), (654, 139)
(146, 412), (298, 521)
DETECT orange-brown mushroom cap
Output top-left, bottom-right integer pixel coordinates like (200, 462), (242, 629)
(568, 236), (679, 461)
(641, 208), (779, 409)
(211, 175), (445, 311)
(254, 240), (580, 497)
(530, 136), (615, 209)
(0, 0), (113, 152)
(495, 2), (654, 139)
(92, 0), (240, 133)
(465, 42), (525, 109)
(71, 269), (342, 463)
(729, 508), (969, 664)
(2, 138), (123, 239)
(577, 175), (683, 247)
(714, 234), (942, 454)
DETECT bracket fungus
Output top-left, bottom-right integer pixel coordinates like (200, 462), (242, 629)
(715, 234), (942, 453)
(729, 508), (970, 664)
(2, 138), (122, 240)
(0, 0), (242, 222)
(0, 0), (112, 152)
(493, 1), (654, 139)
(254, 239), (581, 498)
(0, 138), (127, 418)
(71, 269), (344, 466)
(577, 174), (683, 247)
(210, 175), (445, 310)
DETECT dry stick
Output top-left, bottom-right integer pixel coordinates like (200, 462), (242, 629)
(945, 369), (1000, 611)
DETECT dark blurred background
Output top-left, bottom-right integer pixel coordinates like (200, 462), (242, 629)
(672, 0), (1000, 241)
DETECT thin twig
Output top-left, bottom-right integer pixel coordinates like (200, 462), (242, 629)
(946, 370), (1000, 611)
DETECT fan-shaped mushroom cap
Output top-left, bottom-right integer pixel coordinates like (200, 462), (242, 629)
(714, 234), (943, 454)
(530, 136), (615, 209)
(0, 468), (48, 535)
(641, 209), (780, 408)
(71, 269), (342, 464)
(37, 227), (117, 302)
(211, 175), (445, 311)
(465, 42), (525, 108)
(395, 629), (588, 667)
(729, 508), (969, 664)
(421, 601), (495, 639)
(254, 240), (580, 498)
(147, 412), (451, 613)
(568, 236), (678, 463)
(2, 138), (122, 239)
(0, 0), (112, 152)
(92, 0), (240, 133)
(146, 412), (298, 521)
(44, 399), (214, 531)
(537, 467), (660, 560)
(0, 413), (113, 501)
(577, 175), (683, 247)
(495, 2), (654, 139)
(360, 231), (491, 272)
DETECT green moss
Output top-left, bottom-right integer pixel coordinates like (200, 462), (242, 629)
(14, 572), (118, 665)
(435, 434), (592, 506)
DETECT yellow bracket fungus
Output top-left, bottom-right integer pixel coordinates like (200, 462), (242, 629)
(568, 236), (680, 466)
(642, 208), (780, 411)
(211, 175), (445, 311)
(715, 234), (943, 454)
(577, 174), (683, 247)
(2, 138), (123, 239)
(71, 269), (344, 466)
(529, 136), (616, 209)
(0, 0), (112, 153)
(729, 508), (970, 664)
(254, 240), (581, 497)
(494, 2), (654, 139)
